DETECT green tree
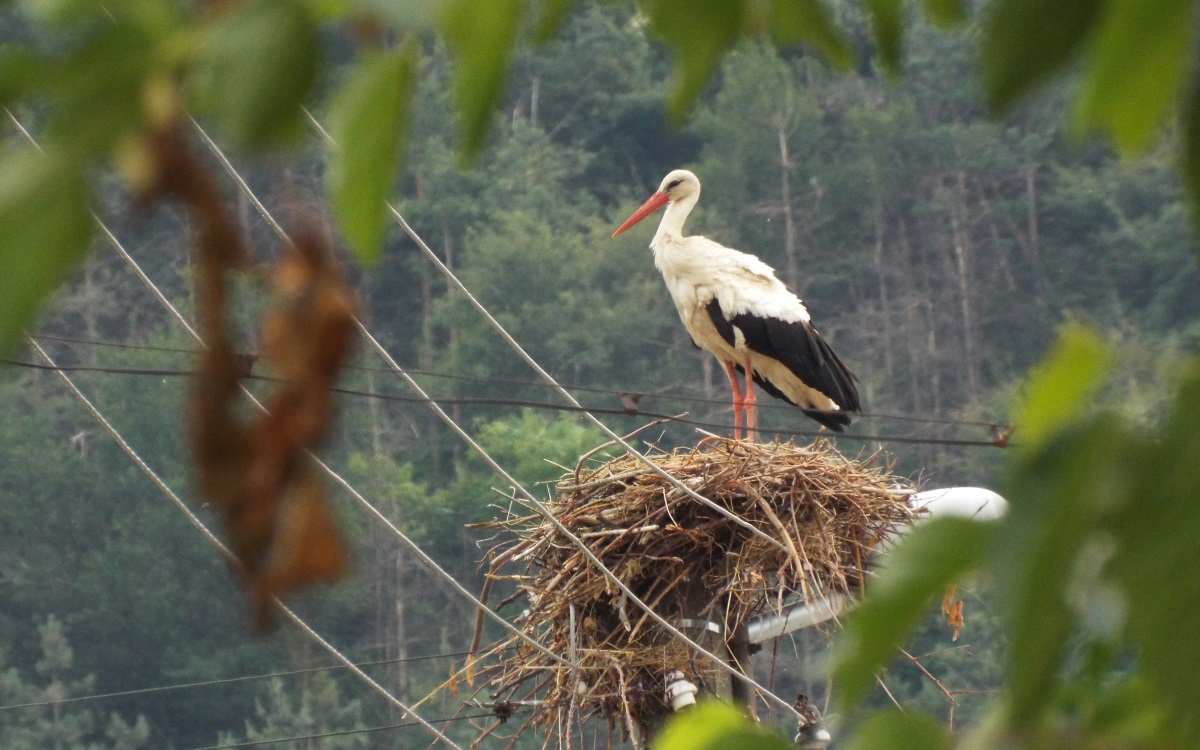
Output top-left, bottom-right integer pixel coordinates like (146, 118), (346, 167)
(216, 672), (366, 749)
(0, 361), (298, 748)
(0, 617), (149, 750)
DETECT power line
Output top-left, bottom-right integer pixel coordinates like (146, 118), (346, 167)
(301, 113), (809, 720)
(24, 332), (1010, 429)
(27, 333), (201, 356)
(3, 358), (1008, 448)
(21, 336), (466, 750)
(184, 710), (523, 748)
(10, 108), (867, 732)
(184, 710), (511, 750)
(7, 110), (517, 750)
(4, 360), (196, 378)
(82, 188), (575, 672)
(32, 109), (958, 725)
(0, 651), (475, 712)
(3, 80), (918, 742)
(7, 103), (583, 737)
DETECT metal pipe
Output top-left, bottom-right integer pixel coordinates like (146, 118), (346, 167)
(746, 592), (852, 644)
(745, 487), (1008, 642)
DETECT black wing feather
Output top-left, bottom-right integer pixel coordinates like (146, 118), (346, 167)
(704, 299), (737, 347)
(736, 367), (853, 432)
(728, 310), (861, 413)
(704, 298), (860, 431)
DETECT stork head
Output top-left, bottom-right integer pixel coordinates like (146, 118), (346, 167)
(612, 169), (701, 237)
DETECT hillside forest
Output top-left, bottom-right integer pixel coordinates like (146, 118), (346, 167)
(1, 2), (1198, 748)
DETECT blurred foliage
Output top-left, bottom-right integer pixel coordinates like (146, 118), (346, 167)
(0, 0), (1199, 748)
(652, 701), (791, 750)
(327, 46), (416, 264)
(832, 325), (1200, 748)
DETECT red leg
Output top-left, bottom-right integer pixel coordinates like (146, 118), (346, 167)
(722, 360), (744, 440)
(742, 353), (757, 443)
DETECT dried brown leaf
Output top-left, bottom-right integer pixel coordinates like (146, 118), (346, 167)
(148, 124), (355, 627)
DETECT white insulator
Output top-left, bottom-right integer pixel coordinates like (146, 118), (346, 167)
(909, 487), (1008, 521)
(795, 725), (832, 749)
(663, 669), (698, 711)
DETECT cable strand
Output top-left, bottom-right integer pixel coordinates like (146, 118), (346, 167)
(0, 651), (475, 712)
(7, 108), (565, 740)
(297, 114), (807, 720)
(24, 338), (465, 750)
(182, 710), (511, 750)
(4, 357), (1005, 448)
(19, 333), (1013, 429)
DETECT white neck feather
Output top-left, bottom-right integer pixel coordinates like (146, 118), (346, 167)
(652, 190), (699, 247)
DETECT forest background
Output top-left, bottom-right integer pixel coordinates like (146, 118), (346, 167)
(1, 0), (1198, 748)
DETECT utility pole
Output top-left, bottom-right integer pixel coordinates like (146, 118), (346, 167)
(727, 623), (756, 716)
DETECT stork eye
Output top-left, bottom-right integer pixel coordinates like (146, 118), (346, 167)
(666, 179), (682, 190)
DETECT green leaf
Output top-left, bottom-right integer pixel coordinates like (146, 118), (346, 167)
(193, 0), (319, 148)
(351, 0), (440, 28)
(652, 701), (791, 750)
(1082, 675), (1169, 742)
(26, 0), (182, 29)
(646, 0), (743, 122)
(863, 0), (903, 76)
(43, 23), (157, 157)
(327, 46), (415, 265)
(19, 0), (100, 24)
(1074, 0), (1196, 155)
(440, 0), (523, 160)
(0, 47), (44, 107)
(1108, 368), (1200, 743)
(839, 710), (951, 750)
(1182, 83), (1200, 230)
(0, 149), (93, 355)
(533, 0), (575, 44)
(767, 0), (853, 69)
(922, 0), (966, 27)
(832, 517), (991, 710)
(1012, 323), (1112, 452)
(981, 0), (1103, 112)
(999, 415), (1133, 725)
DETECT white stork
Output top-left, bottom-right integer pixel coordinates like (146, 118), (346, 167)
(612, 169), (860, 440)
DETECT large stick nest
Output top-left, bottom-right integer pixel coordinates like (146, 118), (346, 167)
(471, 437), (915, 745)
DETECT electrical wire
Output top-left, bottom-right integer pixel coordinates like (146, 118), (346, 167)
(9, 107), (864, 728)
(0, 651), (474, 712)
(183, 710), (518, 750)
(88, 193), (574, 670)
(22, 337), (466, 750)
(301, 115), (787, 552)
(0, 74), (951, 740)
(7, 107), (564, 747)
(293, 114), (820, 720)
(24, 332), (1009, 429)
(3, 358), (1007, 448)
(191, 112), (807, 719)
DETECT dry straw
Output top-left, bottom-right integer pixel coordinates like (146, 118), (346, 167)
(468, 437), (915, 747)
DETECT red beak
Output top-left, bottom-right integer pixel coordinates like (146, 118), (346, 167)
(612, 191), (670, 237)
